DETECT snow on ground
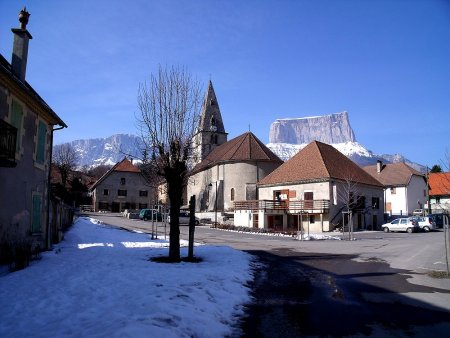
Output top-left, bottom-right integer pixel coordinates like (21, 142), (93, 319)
(216, 227), (341, 240)
(0, 217), (254, 338)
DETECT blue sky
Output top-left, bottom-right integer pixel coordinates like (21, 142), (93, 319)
(1, 0), (449, 168)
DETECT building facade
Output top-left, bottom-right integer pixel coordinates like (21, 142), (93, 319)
(0, 8), (67, 252)
(234, 141), (385, 232)
(363, 161), (427, 217)
(429, 172), (450, 213)
(90, 158), (155, 212)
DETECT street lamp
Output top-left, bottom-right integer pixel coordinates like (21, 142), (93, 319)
(208, 181), (218, 228)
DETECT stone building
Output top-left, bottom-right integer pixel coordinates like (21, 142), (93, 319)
(188, 132), (283, 213)
(0, 8), (67, 252)
(191, 80), (227, 166)
(90, 158), (155, 212)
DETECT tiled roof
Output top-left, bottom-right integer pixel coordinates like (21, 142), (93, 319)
(258, 141), (383, 187)
(429, 172), (450, 196)
(89, 158), (140, 190)
(191, 132), (282, 174)
(363, 162), (423, 187)
(114, 158), (141, 173)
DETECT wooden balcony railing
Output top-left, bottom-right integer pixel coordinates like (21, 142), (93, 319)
(234, 199), (330, 213)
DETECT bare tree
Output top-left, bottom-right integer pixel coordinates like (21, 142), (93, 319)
(53, 144), (78, 187)
(136, 65), (201, 261)
(336, 174), (362, 240)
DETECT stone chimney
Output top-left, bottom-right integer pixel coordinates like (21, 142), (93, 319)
(11, 7), (32, 82)
(376, 160), (383, 174)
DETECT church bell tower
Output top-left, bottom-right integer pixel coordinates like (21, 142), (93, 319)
(191, 81), (227, 165)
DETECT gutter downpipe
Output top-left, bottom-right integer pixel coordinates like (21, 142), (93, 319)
(46, 124), (65, 250)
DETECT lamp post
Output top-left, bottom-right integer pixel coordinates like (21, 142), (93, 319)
(208, 181), (218, 228)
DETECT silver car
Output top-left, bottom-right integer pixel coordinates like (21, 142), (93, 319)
(381, 217), (420, 233)
(414, 216), (436, 232)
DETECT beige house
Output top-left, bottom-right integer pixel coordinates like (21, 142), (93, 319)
(363, 161), (427, 216)
(234, 141), (385, 232)
(188, 132), (283, 213)
(0, 8), (67, 253)
(90, 158), (155, 212)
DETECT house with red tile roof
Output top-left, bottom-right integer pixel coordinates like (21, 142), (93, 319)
(363, 161), (427, 216)
(234, 141), (384, 232)
(187, 132), (283, 213)
(89, 158), (155, 212)
(428, 172), (450, 213)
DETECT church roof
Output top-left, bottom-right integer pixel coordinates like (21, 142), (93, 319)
(363, 162), (424, 187)
(191, 132), (282, 174)
(258, 141), (382, 187)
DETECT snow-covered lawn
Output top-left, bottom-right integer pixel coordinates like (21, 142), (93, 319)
(0, 217), (254, 338)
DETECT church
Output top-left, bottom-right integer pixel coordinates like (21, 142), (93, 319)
(187, 81), (283, 213)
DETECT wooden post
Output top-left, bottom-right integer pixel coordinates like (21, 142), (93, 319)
(188, 195), (196, 259)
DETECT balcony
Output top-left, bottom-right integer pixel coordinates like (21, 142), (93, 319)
(234, 199), (330, 213)
(0, 120), (17, 167)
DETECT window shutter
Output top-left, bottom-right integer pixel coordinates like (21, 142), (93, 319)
(31, 194), (42, 233)
(10, 100), (23, 153)
(36, 121), (47, 164)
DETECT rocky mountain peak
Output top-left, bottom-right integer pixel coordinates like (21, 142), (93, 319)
(269, 111), (356, 144)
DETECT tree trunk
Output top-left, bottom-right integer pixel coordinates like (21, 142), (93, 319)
(165, 163), (185, 261)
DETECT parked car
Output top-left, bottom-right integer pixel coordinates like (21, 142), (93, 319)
(381, 217), (420, 233)
(414, 216), (436, 232)
(429, 213), (449, 229)
(412, 209), (425, 216)
(167, 211), (200, 225)
(139, 209), (163, 221)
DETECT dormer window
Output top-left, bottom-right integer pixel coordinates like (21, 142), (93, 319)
(210, 99), (215, 106)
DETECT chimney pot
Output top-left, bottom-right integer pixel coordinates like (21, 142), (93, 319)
(18, 7), (30, 30)
(376, 160), (382, 174)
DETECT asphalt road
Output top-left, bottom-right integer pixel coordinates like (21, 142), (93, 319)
(81, 213), (450, 337)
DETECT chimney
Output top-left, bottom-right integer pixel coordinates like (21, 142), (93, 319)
(11, 7), (32, 82)
(376, 160), (383, 174)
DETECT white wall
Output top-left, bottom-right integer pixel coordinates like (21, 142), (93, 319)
(384, 175), (427, 216)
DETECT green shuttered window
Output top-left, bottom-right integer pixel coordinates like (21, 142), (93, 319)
(10, 100), (23, 154)
(36, 121), (47, 164)
(31, 194), (42, 233)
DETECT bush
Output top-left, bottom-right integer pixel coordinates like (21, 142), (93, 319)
(0, 227), (36, 271)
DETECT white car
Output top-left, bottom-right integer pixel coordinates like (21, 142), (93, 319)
(414, 216), (436, 232)
(381, 217), (420, 233)
(167, 211), (200, 225)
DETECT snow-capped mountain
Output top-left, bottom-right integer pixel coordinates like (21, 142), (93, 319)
(54, 134), (144, 168)
(267, 112), (426, 172)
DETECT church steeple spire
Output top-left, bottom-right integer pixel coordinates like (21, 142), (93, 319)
(198, 80), (225, 134)
(191, 81), (227, 164)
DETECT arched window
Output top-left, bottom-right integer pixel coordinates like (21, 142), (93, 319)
(210, 116), (216, 126)
(231, 188), (235, 201)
